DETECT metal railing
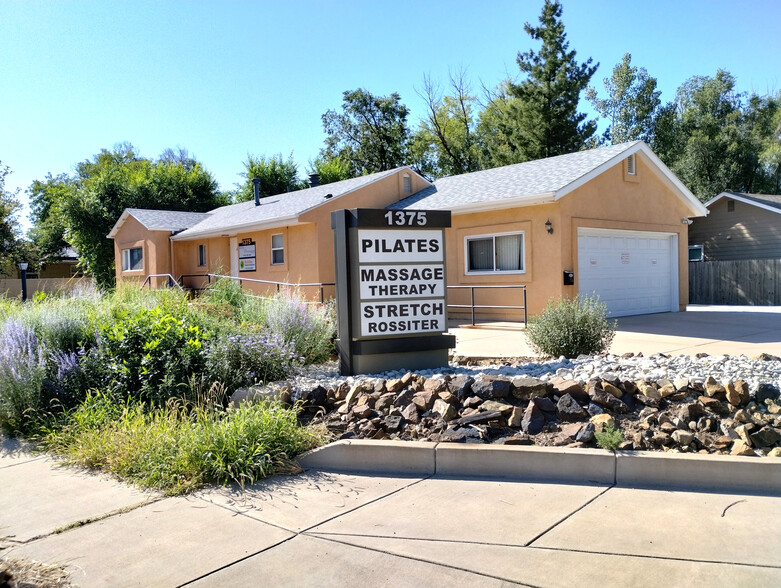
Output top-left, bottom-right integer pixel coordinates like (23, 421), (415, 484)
(140, 274), (183, 290)
(179, 273), (335, 304)
(447, 284), (527, 326)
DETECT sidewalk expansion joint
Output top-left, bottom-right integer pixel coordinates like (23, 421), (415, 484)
(306, 532), (539, 551)
(526, 545), (781, 570)
(524, 484), (614, 547)
(310, 533), (537, 588)
(297, 474), (433, 535)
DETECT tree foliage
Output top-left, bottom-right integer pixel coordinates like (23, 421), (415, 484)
(491, 0), (597, 164)
(652, 70), (780, 200)
(411, 71), (482, 178)
(30, 144), (224, 289)
(308, 155), (353, 186)
(0, 162), (24, 275)
(321, 88), (411, 176)
(236, 153), (302, 202)
(587, 53), (661, 145)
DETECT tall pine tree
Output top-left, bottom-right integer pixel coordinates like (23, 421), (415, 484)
(496, 0), (598, 163)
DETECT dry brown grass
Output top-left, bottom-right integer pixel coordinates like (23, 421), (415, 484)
(0, 557), (72, 588)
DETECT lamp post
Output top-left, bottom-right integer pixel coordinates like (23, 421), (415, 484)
(18, 261), (28, 302)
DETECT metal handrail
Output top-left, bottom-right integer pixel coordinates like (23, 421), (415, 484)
(200, 273), (336, 304)
(139, 274), (183, 290)
(446, 284), (527, 326)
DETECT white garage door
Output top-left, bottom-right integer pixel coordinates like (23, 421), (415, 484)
(577, 228), (678, 317)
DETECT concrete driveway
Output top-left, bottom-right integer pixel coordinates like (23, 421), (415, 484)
(450, 305), (781, 358)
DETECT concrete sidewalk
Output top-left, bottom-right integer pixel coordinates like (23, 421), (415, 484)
(3, 438), (780, 587)
(451, 305), (781, 358)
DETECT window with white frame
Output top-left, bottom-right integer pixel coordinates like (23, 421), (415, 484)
(688, 244), (704, 262)
(121, 247), (143, 271)
(465, 232), (524, 274)
(197, 244), (207, 267)
(271, 233), (284, 265)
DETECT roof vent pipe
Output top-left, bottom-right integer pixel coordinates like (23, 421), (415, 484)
(309, 173), (320, 187)
(252, 178), (261, 206)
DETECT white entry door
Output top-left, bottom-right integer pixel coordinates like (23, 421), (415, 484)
(229, 237), (238, 277)
(577, 228), (678, 317)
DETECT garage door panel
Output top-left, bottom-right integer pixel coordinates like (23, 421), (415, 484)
(577, 228), (676, 318)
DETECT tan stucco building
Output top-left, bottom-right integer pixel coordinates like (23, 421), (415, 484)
(108, 141), (708, 318)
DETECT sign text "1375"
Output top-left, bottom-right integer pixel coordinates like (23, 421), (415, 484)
(384, 210), (427, 226)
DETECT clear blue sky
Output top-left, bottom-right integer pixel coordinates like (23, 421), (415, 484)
(2, 0), (779, 232)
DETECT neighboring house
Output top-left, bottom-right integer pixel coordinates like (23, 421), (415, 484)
(109, 141), (707, 317)
(688, 192), (781, 261)
(37, 246), (81, 278)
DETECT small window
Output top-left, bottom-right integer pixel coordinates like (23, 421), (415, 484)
(466, 232), (524, 274)
(197, 244), (207, 267)
(271, 233), (284, 265)
(121, 247), (143, 271)
(70, 265), (83, 277)
(403, 174), (412, 195)
(626, 154), (636, 175)
(727, 200), (735, 212)
(688, 245), (704, 262)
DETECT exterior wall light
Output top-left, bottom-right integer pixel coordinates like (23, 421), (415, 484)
(545, 219), (553, 234)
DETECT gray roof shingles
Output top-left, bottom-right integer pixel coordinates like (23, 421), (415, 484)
(175, 168), (405, 238)
(389, 141), (641, 211)
(127, 209), (212, 232)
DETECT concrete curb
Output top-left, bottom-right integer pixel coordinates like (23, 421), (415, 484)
(297, 440), (781, 495)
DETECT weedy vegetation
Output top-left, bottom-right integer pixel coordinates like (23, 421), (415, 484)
(0, 280), (335, 493)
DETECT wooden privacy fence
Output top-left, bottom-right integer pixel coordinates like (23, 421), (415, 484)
(689, 259), (781, 305)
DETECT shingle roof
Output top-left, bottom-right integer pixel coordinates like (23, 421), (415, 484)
(107, 209), (212, 238)
(127, 209), (212, 231)
(389, 142), (644, 212)
(173, 167), (412, 240)
(717, 191), (781, 212)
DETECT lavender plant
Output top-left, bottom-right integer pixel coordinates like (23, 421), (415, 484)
(204, 332), (302, 394)
(260, 293), (336, 364)
(0, 319), (48, 434)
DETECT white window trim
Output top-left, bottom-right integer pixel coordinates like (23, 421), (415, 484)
(197, 244), (207, 267)
(271, 233), (284, 265)
(464, 230), (526, 275)
(688, 244), (704, 262)
(121, 246), (143, 272)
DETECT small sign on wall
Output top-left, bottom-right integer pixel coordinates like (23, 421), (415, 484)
(238, 238), (256, 272)
(621, 252), (630, 264)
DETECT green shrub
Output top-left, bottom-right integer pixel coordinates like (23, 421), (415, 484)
(88, 307), (206, 405)
(204, 277), (246, 311)
(525, 295), (617, 358)
(595, 424), (624, 450)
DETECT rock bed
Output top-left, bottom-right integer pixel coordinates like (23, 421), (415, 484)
(239, 352), (781, 457)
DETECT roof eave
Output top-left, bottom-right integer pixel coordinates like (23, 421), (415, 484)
(446, 193), (556, 215)
(107, 209), (131, 239)
(705, 192), (781, 215)
(170, 215), (301, 241)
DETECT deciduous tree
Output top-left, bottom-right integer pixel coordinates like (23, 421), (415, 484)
(587, 53), (661, 145)
(236, 153), (302, 202)
(321, 88), (411, 175)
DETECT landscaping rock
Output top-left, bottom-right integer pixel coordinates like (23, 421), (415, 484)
(756, 383), (780, 404)
(557, 393), (588, 421)
(521, 403), (545, 435)
(441, 426), (485, 443)
(512, 376), (549, 400)
(472, 376), (511, 399)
